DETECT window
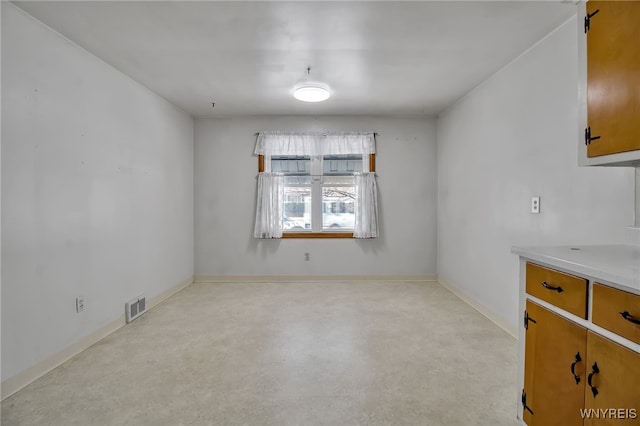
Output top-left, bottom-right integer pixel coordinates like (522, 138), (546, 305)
(270, 154), (366, 234)
(254, 132), (378, 239)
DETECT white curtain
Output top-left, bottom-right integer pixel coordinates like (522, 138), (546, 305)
(254, 173), (284, 239)
(255, 131), (375, 156)
(354, 172), (379, 239)
(254, 132), (378, 239)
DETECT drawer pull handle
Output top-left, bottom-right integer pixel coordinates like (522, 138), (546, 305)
(587, 362), (599, 398)
(619, 311), (640, 325)
(540, 281), (564, 293)
(570, 352), (582, 384)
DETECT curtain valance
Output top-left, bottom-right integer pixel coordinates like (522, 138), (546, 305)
(254, 131), (376, 156)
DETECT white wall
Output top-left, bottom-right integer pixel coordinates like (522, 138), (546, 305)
(1, 4), (194, 383)
(195, 116), (437, 277)
(0, 3), (3, 387)
(437, 17), (636, 334)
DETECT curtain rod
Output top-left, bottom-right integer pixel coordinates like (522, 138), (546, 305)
(254, 132), (378, 136)
(258, 173), (379, 177)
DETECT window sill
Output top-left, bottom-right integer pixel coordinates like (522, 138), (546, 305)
(282, 232), (354, 239)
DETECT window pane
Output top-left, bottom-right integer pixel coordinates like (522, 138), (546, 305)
(284, 176), (312, 185)
(271, 156), (310, 174)
(323, 155), (362, 175)
(283, 186), (311, 230)
(322, 175), (355, 185)
(322, 186), (355, 230)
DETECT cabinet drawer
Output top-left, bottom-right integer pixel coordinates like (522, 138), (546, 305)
(592, 283), (640, 345)
(526, 263), (588, 318)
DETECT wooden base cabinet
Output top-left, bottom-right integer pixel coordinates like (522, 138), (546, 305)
(523, 300), (586, 426)
(522, 303), (640, 426)
(518, 260), (640, 426)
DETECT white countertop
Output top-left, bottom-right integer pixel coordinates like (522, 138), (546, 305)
(512, 244), (640, 294)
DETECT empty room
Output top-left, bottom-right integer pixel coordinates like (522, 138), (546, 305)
(2, 1), (639, 425)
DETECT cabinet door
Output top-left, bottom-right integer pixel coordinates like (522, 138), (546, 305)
(586, 1), (640, 157)
(523, 300), (586, 426)
(584, 332), (640, 426)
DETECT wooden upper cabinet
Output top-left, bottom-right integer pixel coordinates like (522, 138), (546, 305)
(586, 1), (640, 157)
(523, 300), (587, 426)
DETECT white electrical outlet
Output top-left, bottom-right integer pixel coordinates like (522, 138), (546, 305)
(531, 197), (540, 214)
(304, 252), (310, 261)
(76, 296), (85, 313)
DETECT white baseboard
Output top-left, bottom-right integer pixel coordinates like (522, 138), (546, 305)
(437, 277), (518, 339)
(193, 275), (436, 283)
(147, 276), (194, 312)
(194, 274), (437, 283)
(1, 276), (194, 400)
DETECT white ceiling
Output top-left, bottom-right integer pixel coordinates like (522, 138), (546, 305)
(12, 1), (577, 117)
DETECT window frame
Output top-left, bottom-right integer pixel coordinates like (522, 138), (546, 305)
(258, 153), (376, 238)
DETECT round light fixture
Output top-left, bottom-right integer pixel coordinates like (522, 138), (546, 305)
(293, 83), (330, 102)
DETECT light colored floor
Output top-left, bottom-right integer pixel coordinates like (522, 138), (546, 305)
(2, 281), (519, 426)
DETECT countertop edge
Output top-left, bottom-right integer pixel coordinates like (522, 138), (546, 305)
(512, 244), (640, 294)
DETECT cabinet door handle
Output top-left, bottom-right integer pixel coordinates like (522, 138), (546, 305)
(570, 352), (582, 384)
(619, 311), (640, 325)
(540, 281), (564, 293)
(587, 362), (599, 397)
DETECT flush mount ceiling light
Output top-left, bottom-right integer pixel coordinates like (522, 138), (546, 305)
(293, 84), (331, 102)
(293, 67), (330, 103)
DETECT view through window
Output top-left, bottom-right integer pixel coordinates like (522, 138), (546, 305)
(270, 154), (364, 232)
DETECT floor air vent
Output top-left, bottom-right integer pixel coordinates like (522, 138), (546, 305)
(125, 296), (146, 323)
